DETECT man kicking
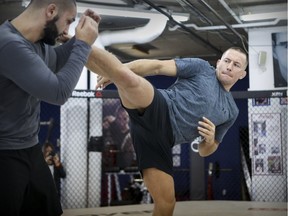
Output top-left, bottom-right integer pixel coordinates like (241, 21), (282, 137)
(86, 46), (247, 216)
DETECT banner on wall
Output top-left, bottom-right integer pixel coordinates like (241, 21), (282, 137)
(251, 113), (282, 175)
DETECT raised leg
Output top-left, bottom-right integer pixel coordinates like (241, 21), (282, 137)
(86, 46), (154, 110)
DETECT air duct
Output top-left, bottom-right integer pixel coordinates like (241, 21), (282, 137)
(98, 16), (168, 47)
(76, 4), (189, 48)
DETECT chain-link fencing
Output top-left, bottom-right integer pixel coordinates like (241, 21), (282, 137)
(39, 89), (287, 209)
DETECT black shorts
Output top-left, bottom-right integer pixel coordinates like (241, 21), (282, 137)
(125, 87), (174, 176)
(0, 144), (62, 216)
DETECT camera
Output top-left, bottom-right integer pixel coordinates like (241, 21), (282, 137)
(49, 151), (56, 157)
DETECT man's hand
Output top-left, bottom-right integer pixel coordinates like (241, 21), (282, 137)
(197, 117), (219, 157)
(197, 116), (215, 145)
(45, 154), (53, 163)
(75, 11), (101, 46)
(53, 153), (62, 167)
(84, 9), (101, 23)
(96, 75), (112, 89)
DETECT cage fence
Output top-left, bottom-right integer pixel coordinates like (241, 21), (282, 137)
(39, 89), (287, 209)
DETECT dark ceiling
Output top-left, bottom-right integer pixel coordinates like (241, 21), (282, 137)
(1, 0), (287, 65)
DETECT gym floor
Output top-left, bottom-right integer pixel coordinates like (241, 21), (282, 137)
(63, 201), (287, 216)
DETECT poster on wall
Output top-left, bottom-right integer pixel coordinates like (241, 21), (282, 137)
(279, 97), (288, 105)
(272, 31), (287, 87)
(252, 113), (282, 175)
(252, 98), (270, 106)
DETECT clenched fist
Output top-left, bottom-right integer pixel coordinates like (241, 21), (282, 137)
(75, 10), (101, 46)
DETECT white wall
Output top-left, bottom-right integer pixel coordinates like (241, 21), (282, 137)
(248, 26), (287, 90)
(248, 26), (287, 202)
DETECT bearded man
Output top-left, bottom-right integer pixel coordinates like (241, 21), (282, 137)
(0, 1), (100, 215)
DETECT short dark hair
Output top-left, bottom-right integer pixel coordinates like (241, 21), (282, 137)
(224, 47), (248, 68)
(29, 0), (76, 11)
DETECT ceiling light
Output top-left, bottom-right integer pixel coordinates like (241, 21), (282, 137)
(77, 0), (127, 5)
(240, 11), (287, 22)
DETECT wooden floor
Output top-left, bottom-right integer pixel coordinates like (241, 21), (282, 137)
(62, 201), (287, 216)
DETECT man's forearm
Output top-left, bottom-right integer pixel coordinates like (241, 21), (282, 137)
(86, 46), (176, 80)
(85, 46), (160, 80)
(126, 59), (177, 77)
(198, 140), (219, 157)
(125, 59), (162, 77)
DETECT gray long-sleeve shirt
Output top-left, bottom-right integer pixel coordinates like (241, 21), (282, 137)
(160, 58), (239, 145)
(0, 20), (91, 150)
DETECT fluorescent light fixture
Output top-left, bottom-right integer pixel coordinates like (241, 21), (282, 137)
(78, 0), (127, 5)
(240, 11), (287, 22)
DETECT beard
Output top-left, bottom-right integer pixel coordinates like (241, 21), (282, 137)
(42, 16), (60, 45)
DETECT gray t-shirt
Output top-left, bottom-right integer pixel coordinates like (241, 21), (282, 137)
(160, 58), (239, 145)
(0, 20), (91, 150)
